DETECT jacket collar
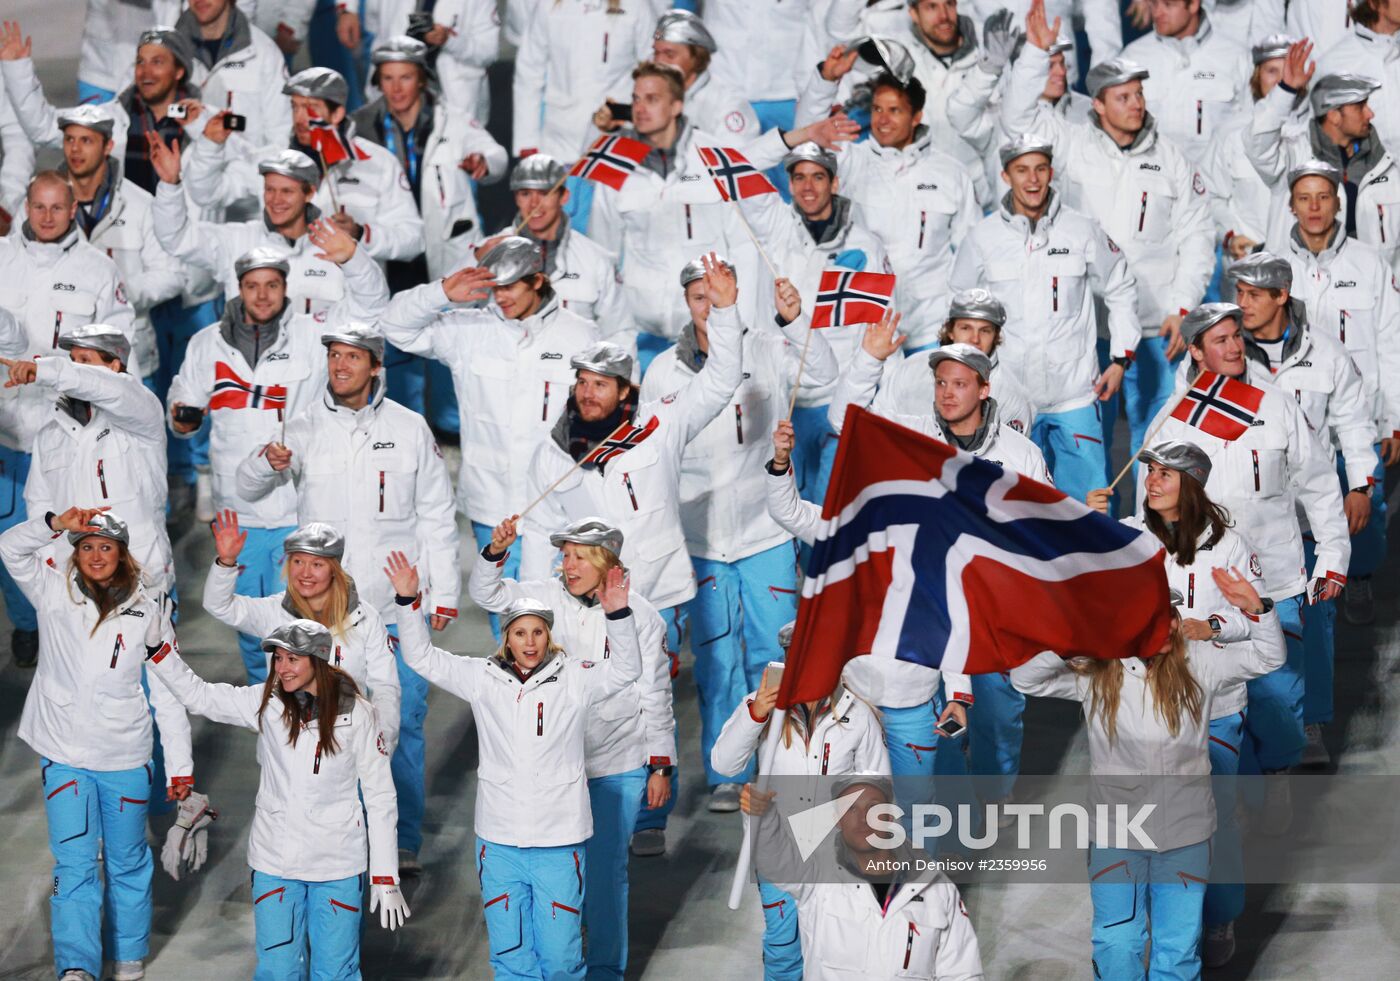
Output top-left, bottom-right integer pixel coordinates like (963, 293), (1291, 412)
(280, 577), (363, 621)
(262, 203), (322, 246)
(489, 649), (565, 687)
(997, 187), (1061, 238)
(519, 215), (573, 277)
(938, 398), (999, 453)
(217, 298), (293, 363)
(1242, 300), (1310, 370)
(175, 4), (254, 67)
(867, 124), (934, 162)
(797, 193), (857, 250)
(676, 321), (706, 373)
(1289, 221), (1346, 263)
(1089, 110), (1159, 155)
(1307, 119), (1388, 179)
(619, 117), (695, 180)
(19, 224), (82, 263)
(322, 374), (387, 420)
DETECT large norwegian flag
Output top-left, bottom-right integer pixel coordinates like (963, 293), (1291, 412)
(811, 269), (897, 329)
(210, 362), (288, 412)
(697, 146), (777, 201)
(777, 406), (1171, 708)
(581, 415), (660, 468)
(569, 135), (653, 191)
(1170, 371), (1265, 441)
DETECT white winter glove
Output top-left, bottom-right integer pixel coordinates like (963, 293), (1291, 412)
(143, 591), (175, 657)
(160, 791), (217, 881)
(370, 882), (411, 931)
(978, 8), (1023, 75)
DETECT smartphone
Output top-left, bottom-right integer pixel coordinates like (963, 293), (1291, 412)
(935, 717), (966, 739)
(166, 102), (188, 120)
(172, 405), (205, 426)
(608, 101), (633, 122)
(763, 660), (785, 692)
(224, 112), (247, 132)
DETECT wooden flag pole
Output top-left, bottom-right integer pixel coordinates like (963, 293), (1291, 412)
(728, 200), (781, 281)
(517, 417), (636, 519)
(313, 145), (341, 214)
(786, 325), (816, 421)
(1106, 383), (1194, 491)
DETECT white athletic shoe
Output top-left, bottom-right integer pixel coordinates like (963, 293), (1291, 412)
(708, 784), (742, 813)
(1202, 921), (1235, 968)
(58, 971), (95, 981)
(194, 468), (215, 523)
(112, 959), (146, 980)
(1301, 723), (1330, 768)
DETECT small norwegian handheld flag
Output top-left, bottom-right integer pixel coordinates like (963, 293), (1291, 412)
(581, 415), (661, 468)
(210, 362), (287, 412)
(570, 135), (653, 191)
(1169, 371), (1265, 441)
(811, 269), (897, 329)
(697, 146), (777, 201)
(307, 113), (355, 168)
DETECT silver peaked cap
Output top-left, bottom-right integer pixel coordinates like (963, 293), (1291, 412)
(258, 149), (320, 187)
(501, 598), (555, 632)
(261, 619), (334, 661)
(653, 10), (716, 52)
(58, 323), (131, 366)
(778, 620), (796, 649)
(678, 253), (734, 288)
(56, 104), (116, 138)
(947, 287), (1007, 328)
(371, 35), (430, 68)
(480, 236), (544, 287)
(321, 323), (386, 361)
(928, 343), (993, 382)
(68, 510), (130, 547)
(851, 36), (915, 86)
(282, 522), (346, 560)
(1086, 58), (1149, 99)
(1180, 302), (1243, 346)
(1287, 158), (1342, 188)
(1252, 32), (1296, 65)
(1137, 439), (1212, 486)
(283, 67), (350, 106)
(235, 245), (292, 280)
(510, 154), (568, 192)
(549, 517), (624, 556)
(571, 342), (634, 382)
(1309, 74), (1380, 116)
(782, 141), (838, 176)
(999, 132), (1054, 169)
(1228, 252), (1292, 290)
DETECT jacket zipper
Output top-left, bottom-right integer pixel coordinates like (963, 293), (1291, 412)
(684, 204), (693, 240)
(542, 381), (551, 422)
(1339, 310), (1347, 344)
(1251, 449), (1260, 491)
(1137, 192), (1148, 233)
(537, 702), (544, 736)
(904, 920), (918, 969)
(313, 744), (323, 774)
(1187, 572), (1195, 608)
(436, 166), (447, 207)
(110, 632), (123, 669)
(1051, 275), (1059, 313)
(379, 470), (386, 512)
(917, 210), (926, 249)
(1196, 99), (1203, 135)
(820, 741), (830, 775)
(734, 404), (744, 444)
(53, 311), (61, 350)
(97, 460), (108, 498)
(602, 32), (609, 63)
(1380, 205), (1388, 245)
(622, 472), (639, 510)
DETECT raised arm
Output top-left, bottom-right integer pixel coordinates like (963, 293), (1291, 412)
(581, 568), (643, 702)
(152, 169), (227, 280)
(30, 359), (164, 442)
(1008, 650), (1087, 701)
(376, 269), (495, 362)
(388, 553), (484, 703)
(675, 258), (745, 444)
(0, 43), (62, 149)
(413, 419), (461, 624)
(467, 516), (542, 611)
(1245, 41), (1313, 188)
(145, 643), (265, 731)
(201, 511), (288, 638)
(765, 421), (823, 545)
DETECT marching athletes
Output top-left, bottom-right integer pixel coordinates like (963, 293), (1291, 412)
(387, 553), (641, 981)
(469, 516), (675, 981)
(147, 618), (407, 980)
(0, 506), (195, 981)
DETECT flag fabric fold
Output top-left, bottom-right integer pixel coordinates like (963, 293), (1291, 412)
(1169, 370), (1265, 441)
(697, 146), (778, 201)
(569, 135), (653, 190)
(777, 406), (1171, 709)
(307, 114), (360, 167)
(580, 415), (661, 468)
(810, 269), (897, 329)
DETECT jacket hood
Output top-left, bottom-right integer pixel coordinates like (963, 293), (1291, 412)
(175, 4), (255, 66)
(1242, 299), (1310, 370)
(280, 575), (362, 623)
(938, 398), (1000, 454)
(1089, 109), (1159, 154)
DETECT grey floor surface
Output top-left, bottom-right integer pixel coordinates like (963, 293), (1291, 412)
(3, 3), (1399, 977)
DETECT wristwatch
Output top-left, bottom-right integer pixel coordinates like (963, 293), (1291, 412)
(648, 764), (674, 777)
(1206, 615), (1222, 640)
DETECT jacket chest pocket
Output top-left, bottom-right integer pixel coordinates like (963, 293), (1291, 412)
(1187, 82), (1235, 140)
(1284, 370), (1335, 433)
(97, 222), (144, 257)
(1233, 434), (1288, 499)
(1326, 293), (1373, 351)
(468, 356), (515, 406)
(607, 442), (661, 516)
(1043, 254), (1089, 323)
(1129, 175), (1177, 244)
(1365, 185), (1400, 249)
(910, 193), (958, 251)
(50, 290), (98, 344)
(371, 450), (417, 519)
(291, 269), (345, 316)
(888, 910), (948, 978)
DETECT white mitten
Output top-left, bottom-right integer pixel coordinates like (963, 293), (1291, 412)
(160, 791), (217, 880)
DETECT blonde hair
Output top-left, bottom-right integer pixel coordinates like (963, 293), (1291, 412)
(771, 683), (883, 750)
(494, 616), (565, 665)
(1069, 619), (1203, 744)
(283, 557), (354, 639)
(555, 542), (623, 582)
